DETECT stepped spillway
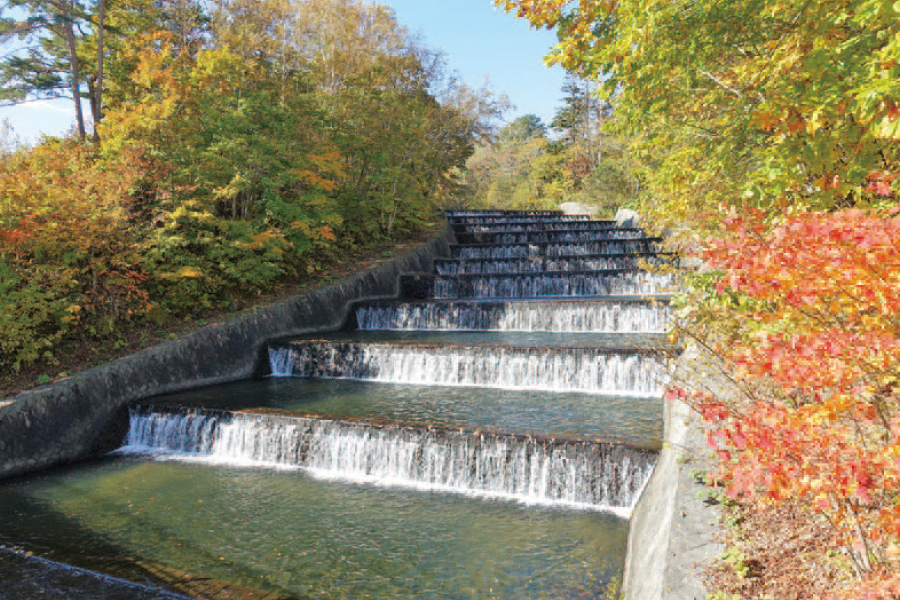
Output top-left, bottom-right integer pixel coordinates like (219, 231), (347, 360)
(434, 253), (677, 274)
(452, 221), (617, 233)
(121, 406), (656, 512)
(62, 208), (678, 598)
(453, 229), (647, 245)
(445, 210), (577, 218)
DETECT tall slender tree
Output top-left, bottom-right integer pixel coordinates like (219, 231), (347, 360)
(0, 0), (95, 139)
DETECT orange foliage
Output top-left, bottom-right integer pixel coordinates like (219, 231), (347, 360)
(677, 204), (900, 590)
(0, 138), (151, 346)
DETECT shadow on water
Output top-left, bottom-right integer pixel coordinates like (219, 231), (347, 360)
(0, 457), (300, 599)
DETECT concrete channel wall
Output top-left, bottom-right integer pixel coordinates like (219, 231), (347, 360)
(622, 345), (724, 600)
(0, 225), (455, 480)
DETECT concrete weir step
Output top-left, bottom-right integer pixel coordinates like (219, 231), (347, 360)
(350, 298), (671, 333)
(453, 228), (646, 245)
(448, 216), (592, 226)
(445, 210), (570, 218)
(452, 220), (617, 233)
(266, 340), (670, 396)
(434, 253), (678, 275)
(400, 270), (677, 300)
(124, 405), (660, 509)
(450, 238), (663, 259)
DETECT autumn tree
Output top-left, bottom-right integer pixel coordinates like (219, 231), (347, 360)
(463, 115), (568, 210)
(499, 0), (899, 231)
(0, 0), (179, 142)
(462, 106), (637, 214)
(0, 0), (499, 377)
(253, 0), (507, 239)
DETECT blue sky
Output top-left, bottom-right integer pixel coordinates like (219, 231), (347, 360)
(385, 0), (568, 124)
(0, 0), (568, 143)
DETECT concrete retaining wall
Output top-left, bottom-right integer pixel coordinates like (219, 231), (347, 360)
(622, 345), (725, 599)
(0, 225), (455, 480)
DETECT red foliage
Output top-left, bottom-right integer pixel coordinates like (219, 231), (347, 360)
(680, 204), (900, 589)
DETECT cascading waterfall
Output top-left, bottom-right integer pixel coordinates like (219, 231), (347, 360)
(435, 254), (674, 275)
(455, 230), (646, 245)
(121, 406), (656, 512)
(455, 221), (617, 233)
(432, 271), (676, 299)
(268, 342), (666, 396)
(436, 259), (547, 275)
(354, 300), (671, 333)
(267, 345), (295, 375)
(453, 239), (661, 259)
(5, 208), (676, 599)
(447, 211), (585, 218)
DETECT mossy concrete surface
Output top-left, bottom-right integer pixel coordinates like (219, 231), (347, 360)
(0, 225), (454, 481)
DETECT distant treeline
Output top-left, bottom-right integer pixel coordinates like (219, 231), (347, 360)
(460, 75), (640, 216)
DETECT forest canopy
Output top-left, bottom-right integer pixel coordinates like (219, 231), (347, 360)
(0, 0), (506, 375)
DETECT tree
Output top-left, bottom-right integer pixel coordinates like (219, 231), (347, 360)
(498, 0), (900, 231)
(500, 113), (546, 143)
(1, 0), (96, 139)
(0, 118), (20, 156)
(0, 0), (503, 375)
(156, 0), (208, 56)
(0, 0), (166, 142)
(551, 74), (605, 157)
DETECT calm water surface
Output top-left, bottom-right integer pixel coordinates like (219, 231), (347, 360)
(151, 378), (663, 447)
(0, 458), (628, 599)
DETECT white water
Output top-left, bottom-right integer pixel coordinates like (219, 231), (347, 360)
(120, 407), (656, 513)
(435, 255), (669, 275)
(269, 343), (666, 396)
(446, 214), (587, 222)
(432, 271), (677, 299)
(458, 222), (616, 233)
(354, 301), (671, 333)
(470, 231), (646, 245)
(454, 240), (660, 259)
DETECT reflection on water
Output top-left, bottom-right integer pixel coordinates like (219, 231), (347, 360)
(0, 458), (628, 599)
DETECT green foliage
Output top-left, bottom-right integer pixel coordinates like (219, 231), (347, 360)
(0, 260), (75, 373)
(462, 100), (639, 215)
(0, 0), (499, 377)
(142, 202), (292, 312)
(500, 114), (547, 143)
(500, 0), (900, 231)
(720, 547), (751, 580)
